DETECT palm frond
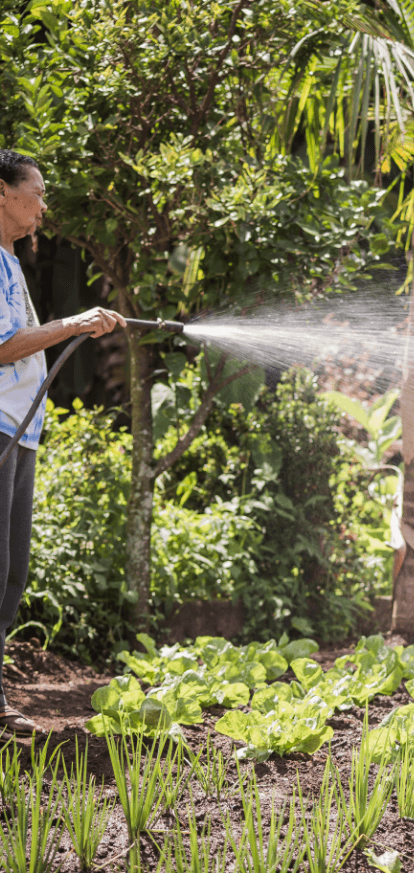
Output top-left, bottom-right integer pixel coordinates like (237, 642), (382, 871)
(399, 0), (414, 43)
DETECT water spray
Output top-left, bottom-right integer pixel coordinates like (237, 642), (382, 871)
(0, 316), (184, 471)
(0, 289), (409, 471)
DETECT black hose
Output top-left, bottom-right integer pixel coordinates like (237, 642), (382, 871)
(0, 316), (184, 471)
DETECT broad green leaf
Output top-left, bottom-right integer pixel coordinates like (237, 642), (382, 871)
(251, 682), (293, 713)
(85, 713), (122, 736)
(117, 651), (159, 684)
(199, 638), (235, 667)
(399, 646), (414, 679)
(296, 724), (334, 754)
(216, 682), (250, 708)
(239, 661), (267, 687)
(279, 638), (319, 664)
(110, 675), (142, 693)
(211, 662), (241, 682)
(354, 634), (389, 659)
(177, 669), (210, 703)
(173, 696), (203, 725)
(323, 391), (371, 430)
(91, 686), (120, 714)
(136, 632), (158, 658)
(290, 657), (323, 690)
(256, 650), (288, 680)
(215, 710), (250, 742)
(138, 699), (172, 729)
(368, 726), (400, 763)
(165, 652), (199, 674)
(405, 677), (414, 696)
(380, 703), (414, 732)
(119, 689), (146, 712)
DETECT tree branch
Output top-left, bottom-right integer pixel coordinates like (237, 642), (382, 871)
(153, 357), (251, 479)
(191, 0), (249, 133)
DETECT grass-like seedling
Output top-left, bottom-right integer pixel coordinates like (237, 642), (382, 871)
(225, 762), (304, 873)
(188, 732), (231, 800)
(62, 737), (115, 871)
(0, 734), (21, 809)
(170, 805), (228, 873)
(0, 735), (65, 873)
(105, 723), (175, 866)
(335, 708), (395, 850)
(297, 753), (359, 873)
(161, 738), (200, 813)
(395, 742), (414, 819)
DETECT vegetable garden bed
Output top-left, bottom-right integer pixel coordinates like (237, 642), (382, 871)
(2, 634), (414, 872)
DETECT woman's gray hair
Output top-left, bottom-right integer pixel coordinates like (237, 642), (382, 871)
(0, 150), (38, 186)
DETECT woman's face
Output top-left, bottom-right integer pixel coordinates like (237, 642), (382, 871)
(0, 165), (47, 240)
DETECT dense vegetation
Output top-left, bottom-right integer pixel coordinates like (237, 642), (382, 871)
(1, 0), (413, 629)
(17, 364), (389, 662)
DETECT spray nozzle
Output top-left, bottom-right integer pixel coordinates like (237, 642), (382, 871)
(125, 317), (184, 334)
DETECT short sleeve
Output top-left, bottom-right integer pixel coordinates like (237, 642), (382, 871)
(0, 253), (21, 344)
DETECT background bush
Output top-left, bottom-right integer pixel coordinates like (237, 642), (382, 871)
(155, 366), (384, 643)
(16, 363), (388, 661)
(21, 401), (133, 661)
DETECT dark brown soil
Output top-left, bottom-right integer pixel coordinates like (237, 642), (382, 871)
(3, 634), (414, 872)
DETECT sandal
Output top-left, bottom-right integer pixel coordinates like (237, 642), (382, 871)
(0, 707), (38, 737)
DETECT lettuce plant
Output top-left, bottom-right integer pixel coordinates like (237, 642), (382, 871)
(87, 632), (414, 761)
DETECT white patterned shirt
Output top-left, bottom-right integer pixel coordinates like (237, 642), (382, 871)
(0, 245), (47, 450)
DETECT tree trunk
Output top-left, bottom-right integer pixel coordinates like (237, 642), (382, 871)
(391, 459), (414, 635)
(125, 328), (155, 629)
(392, 272), (414, 636)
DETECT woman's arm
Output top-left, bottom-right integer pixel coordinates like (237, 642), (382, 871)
(0, 307), (127, 364)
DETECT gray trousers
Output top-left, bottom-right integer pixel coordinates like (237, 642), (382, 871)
(0, 432), (36, 709)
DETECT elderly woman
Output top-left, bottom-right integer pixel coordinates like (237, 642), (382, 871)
(0, 149), (126, 736)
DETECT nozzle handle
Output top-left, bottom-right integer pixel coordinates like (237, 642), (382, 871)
(125, 318), (184, 333)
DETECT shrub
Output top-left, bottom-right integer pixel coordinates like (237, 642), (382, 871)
(21, 400), (133, 661)
(155, 367), (383, 642)
(19, 366), (384, 660)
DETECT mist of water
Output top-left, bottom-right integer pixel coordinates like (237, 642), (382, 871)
(183, 290), (411, 394)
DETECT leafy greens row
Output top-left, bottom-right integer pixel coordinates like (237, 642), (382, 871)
(86, 633), (414, 761)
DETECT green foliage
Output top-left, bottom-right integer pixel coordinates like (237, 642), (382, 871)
(62, 739), (115, 872)
(87, 631), (414, 763)
(297, 757), (357, 873)
(86, 633), (309, 738)
(0, 736), (66, 873)
(323, 389), (402, 466)
(151, 497), (261, 610)
(102, 726), (175, 871)
(156, 365), (382, 642)
(224, 765), (304, 873)
(1, 0), (408, 631)
(0, 657), (413, 871)
(335, 708), (395, 850)
(1, 0), (412, 633)
(395, 741), (414, 819)
(324, 388), (402, 589)
(22, 366), (388, 658)
(0, 0), (402, 309)
(22, 400), (133, 661)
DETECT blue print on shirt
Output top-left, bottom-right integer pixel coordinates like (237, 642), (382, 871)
(0, 247), (47, 450)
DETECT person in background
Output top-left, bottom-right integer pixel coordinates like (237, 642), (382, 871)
(0, 149), (126, 737)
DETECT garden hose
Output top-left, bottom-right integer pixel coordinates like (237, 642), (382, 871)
(0, 317), (184, 471)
